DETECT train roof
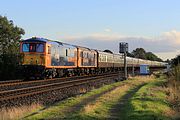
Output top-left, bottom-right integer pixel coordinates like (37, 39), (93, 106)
(22, 37), (87, 48)
(22, 37), (51, 43)
(22, 37), (65, 46)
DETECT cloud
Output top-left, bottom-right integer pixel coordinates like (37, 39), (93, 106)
(60, 33), (124, 41)
(104, 28), (112, 32)
(88, 33), (124, 41)
(58, 30), (180, 60)
(163, 30), (180, 45)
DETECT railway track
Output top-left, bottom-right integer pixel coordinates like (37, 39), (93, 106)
(0, 73), (119, 92)
(0, 72), (122, 109)
(0, 79), (23, 86)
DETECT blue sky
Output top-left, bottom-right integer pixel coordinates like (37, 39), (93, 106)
(1, 0), (180, 60)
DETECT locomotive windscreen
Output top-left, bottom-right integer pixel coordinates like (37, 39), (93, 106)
(22, 43), (44, 52)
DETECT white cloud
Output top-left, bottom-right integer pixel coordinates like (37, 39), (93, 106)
(89, 33), (124, 41)
(163, 30), (180, 45)
(58, 30), (180, 60)
(156, 50), (180, 60)
(104, 28), (112, 32)
(60, 33), (124, 41)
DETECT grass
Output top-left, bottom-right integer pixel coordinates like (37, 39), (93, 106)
(123, 76), (174, 120)
(0, 103), (42, 120)
(165, 65), (180, 119)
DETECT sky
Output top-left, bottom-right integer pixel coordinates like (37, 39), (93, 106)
(1, 0), (180, 60)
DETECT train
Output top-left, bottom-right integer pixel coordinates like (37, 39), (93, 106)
(20, 37), (166, 79)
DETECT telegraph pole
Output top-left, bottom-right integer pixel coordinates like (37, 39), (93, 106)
(119, 42), (128, 79)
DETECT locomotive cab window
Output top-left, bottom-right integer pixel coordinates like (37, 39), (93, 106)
(36, 44), (44, 52)
(22, 43), (44, 52)
(29, 43), (36, 52)
(22, 43), (29, 52)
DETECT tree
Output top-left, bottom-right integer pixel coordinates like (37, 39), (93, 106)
(146, 52), (163, 62)
(131, 48), (163, 62)
(165, 59), (170, 64)
(171, 55), (180, 66)
(103, 49), (113, 54)
(0, 16), (25, 80)
(127, 52), (134, 57)
(131, 48), (146, 59)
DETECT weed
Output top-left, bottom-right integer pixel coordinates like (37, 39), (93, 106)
(0, 103), (42, 120)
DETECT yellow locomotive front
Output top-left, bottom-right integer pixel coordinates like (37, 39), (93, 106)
(21, 42), (45, 65)
(20, 37), (47, 79)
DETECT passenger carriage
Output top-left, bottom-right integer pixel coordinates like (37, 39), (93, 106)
(97, 51), (114, 72)
(76, 46), (97, 74)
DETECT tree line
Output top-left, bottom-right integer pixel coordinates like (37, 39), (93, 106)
(0, 16), (24, 80)
(127, 48), (163, 62)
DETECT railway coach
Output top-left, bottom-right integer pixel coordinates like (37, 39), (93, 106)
(76, 46), (97, 75)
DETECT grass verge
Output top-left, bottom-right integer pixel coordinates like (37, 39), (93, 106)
(123, 76), (175, 120)
(0, 103), (42, 120)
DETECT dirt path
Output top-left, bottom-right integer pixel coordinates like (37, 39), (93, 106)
(109, 83), (147, 120)
(24, 82), (127, 119)
(58, 83), (127, 119)
(61, 82), (148, 119)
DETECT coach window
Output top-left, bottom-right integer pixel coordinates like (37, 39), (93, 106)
(81, 52), (83, 58)
(66, 49), (68, 56)
(99, 55), (101, 62)
(48, 46), (51, 54)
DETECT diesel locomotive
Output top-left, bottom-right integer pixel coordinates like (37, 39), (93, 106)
(20, 37), (166, 79)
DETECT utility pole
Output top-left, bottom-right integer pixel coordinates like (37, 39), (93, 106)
(119, 42), (128, 79)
